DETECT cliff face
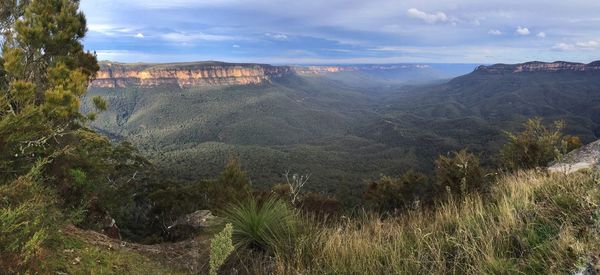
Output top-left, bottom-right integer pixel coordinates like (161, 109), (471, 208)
(91, 62), (293, 88)
(475, 61), (600, 74)
(293, 64), (432, 75)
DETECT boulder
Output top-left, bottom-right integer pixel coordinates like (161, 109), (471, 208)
(549, 140), (600, 174)
(167, 210), (221, 240)
(101, 216), (121, 240)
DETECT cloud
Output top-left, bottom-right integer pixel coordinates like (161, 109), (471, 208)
(161, 32), (234, 42)
(265, 33), (289, 40)
(232, 44), (240, 48)
(135, 33), (145, 38)
(82, 0), (600, 64)
(488, 29), (502, 35)
(516, 26), (530, 35)
(407, 8), (450, 24)
(576, 40), (600, 48)
(88, 24), (136, 36)
(553, 40), (600, 51)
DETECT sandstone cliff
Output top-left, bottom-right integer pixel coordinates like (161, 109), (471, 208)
(293, 64), (432, 75)
(91, 62), (293, 88)
(475, 61), (600, 74)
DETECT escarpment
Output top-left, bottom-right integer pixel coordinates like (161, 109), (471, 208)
(91, 62), (294, 88)
(475, 61), (600, 74)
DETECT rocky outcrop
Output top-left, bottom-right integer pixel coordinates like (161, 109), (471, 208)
(475, 61), (600, 74)
(91, 62), (293, 88)
(167, 210), (223, 240)
(549, 140), (600, 173)
(293, 64), (432, 75)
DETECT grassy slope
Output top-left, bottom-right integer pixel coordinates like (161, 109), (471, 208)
(274, 171), (600, 274)
(40, 224), (217, 274)
(43, 236), (185, 274)
(32, 171), (600, 274)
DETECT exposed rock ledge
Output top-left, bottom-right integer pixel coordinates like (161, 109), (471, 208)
(549, 140), (600, 174)
(476, 61), (600, 74)
(91, 61), (293, 88)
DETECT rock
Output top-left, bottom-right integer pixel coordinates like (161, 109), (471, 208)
(549, 140), (600, 174)
(101, 216), (121, 240)
(91, 62), (292, 88)
(167, 210), (221, 240)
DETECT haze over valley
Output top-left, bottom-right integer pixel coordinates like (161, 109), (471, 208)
(83, 60), (600, 200)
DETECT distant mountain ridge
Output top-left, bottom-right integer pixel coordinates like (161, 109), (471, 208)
(475, 60), (600, 74)
(91, 61), (480, 89)
(92, 61), (293, 88)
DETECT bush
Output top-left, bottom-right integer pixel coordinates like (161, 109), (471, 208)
(224, 197), (298, 255)
(435, 149), (487, 197)
(299, 192), (342, 217)
(211, 159), (252, 209)
(0, 165), (62, 272)
(364, 170), (429, 213)
(209, 223), (235, 275)
(499, 118), (581, 171)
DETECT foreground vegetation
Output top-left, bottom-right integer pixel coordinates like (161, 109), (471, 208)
(224, 171), (600, 274)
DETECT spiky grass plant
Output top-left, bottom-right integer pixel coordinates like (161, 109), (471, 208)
(224, 197), (299, 256)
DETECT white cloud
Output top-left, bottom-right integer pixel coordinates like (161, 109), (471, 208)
(135, 33), (145, 38)
(516, 26), (530, 35)
(576, 40), (600, 48)
(407, 8), (449, 24)
(552, 43), (575, 51)
(232, 44), (240, 48)
(265, 33), (288, 40)
(488, 29), (502, 35)
(161, 32), (234, 42)
(536, 32), (546, 38)
(553, 40), (600, 51)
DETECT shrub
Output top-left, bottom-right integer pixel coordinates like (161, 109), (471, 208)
(299, 192), (342, 217)
(435, 149), (487, 197)
(364, 170), (429, 213)
(209, 223), (235, 275)
(224, 197), (298, 255)
(0, 165), (62, 272)
(499, 118), (581, 171)
(211, 159), (252, 208)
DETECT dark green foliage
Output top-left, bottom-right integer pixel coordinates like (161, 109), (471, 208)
(499, 118), (581, 171)
(435, 149), (487, 196)
(0, 162), (62, 272)
(0, 0), (155, 247)
(211, 158), (252, 208)
(92, 95), (107, 111)
(364, 170), (429, 213)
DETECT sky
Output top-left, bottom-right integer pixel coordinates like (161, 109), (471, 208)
(80, 0), (600, 64)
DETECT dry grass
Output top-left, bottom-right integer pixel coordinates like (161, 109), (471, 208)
(269, 171), (600, 274)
